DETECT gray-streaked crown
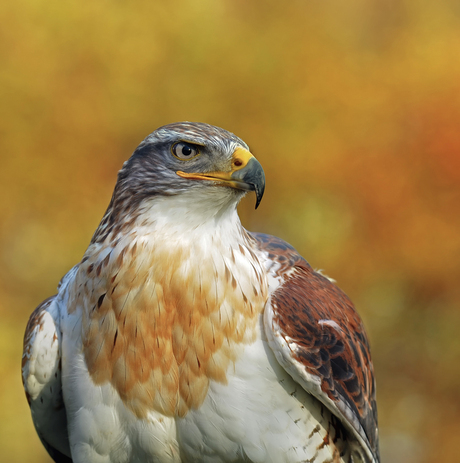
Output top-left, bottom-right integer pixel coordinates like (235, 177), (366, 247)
(144, 122), (250, 152)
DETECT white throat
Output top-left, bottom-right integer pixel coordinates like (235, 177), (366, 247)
(133, 189), (246, 246)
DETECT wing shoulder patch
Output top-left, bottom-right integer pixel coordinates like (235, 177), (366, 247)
(22, 296), (71, 461)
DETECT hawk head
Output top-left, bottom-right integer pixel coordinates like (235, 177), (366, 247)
(92, 122), (265, 243)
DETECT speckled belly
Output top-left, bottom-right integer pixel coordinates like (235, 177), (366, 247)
(175, 333), (350, 463)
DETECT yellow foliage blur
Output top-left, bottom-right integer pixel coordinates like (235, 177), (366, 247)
(1, 1), (459, 462)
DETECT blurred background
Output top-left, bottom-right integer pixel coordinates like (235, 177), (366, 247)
(1, 0), (459, 462)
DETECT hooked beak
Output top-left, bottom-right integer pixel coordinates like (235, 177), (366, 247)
(176, 147), (265, 209)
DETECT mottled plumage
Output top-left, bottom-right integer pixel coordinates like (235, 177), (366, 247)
(22, 122), (380, 463)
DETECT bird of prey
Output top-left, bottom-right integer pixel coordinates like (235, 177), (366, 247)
(22, 122), (379, 463)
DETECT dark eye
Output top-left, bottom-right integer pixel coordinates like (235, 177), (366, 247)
(172, 142), (200, 160)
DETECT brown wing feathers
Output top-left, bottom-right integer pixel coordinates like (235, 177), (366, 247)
(252, 233), (379, 461)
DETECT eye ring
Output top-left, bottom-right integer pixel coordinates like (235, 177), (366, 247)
(171, 141), (200, 160)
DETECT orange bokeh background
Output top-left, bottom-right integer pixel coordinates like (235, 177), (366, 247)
(1, 1), (459, 462)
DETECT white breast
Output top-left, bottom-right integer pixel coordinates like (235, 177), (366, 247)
(58, 197), (348, 463)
